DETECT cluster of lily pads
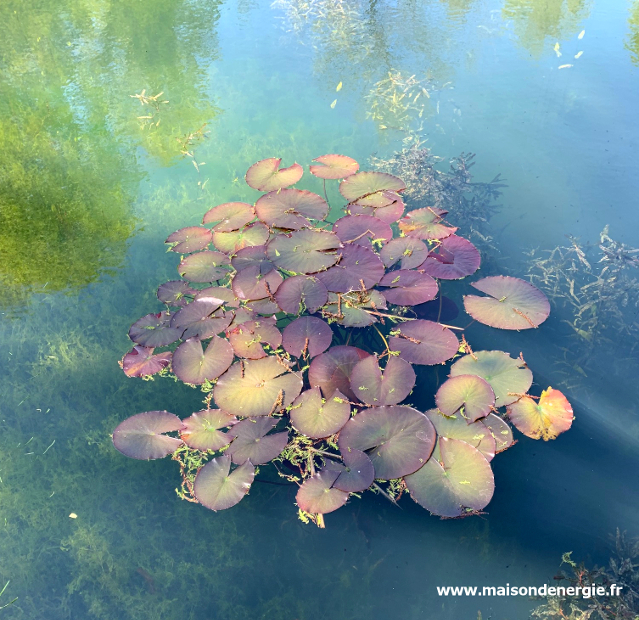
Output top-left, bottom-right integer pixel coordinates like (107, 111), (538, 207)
(113, 155), (574, 525)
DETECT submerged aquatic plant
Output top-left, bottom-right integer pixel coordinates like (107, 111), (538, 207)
(113, 155), (572, 526)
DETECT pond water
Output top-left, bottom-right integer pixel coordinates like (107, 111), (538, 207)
(1, 0), (638, 618)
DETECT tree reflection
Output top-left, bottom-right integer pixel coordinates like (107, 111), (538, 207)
(628, 0), (639, 66)
(0, 0), (222, 310)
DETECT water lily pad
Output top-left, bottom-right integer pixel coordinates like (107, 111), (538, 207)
(165, 226), (212, 253)
(507, 387), (573, 440)
(193, 455), (255, 511)
(172, 337), (234, 385)
(398, 207), (456, 240)
(267, 229), (341, 274)
(322, 290), (387, 328)
(170, 298), (230, 340)
(449, 351), (533, 407)
(180, 409), (237, 451)
(404, 437), (495, 517)
(178, 251), (231, 283)
(338, 405), (436, 480)
(316, 245), (385, 293)
(349, 191), (405, 223)
(275, 275), (328, 314)
(212, 222), (270, 254)
(255, 189), (328, 229)
(481, 413), (515, 453)
(245, 158), (303, 192)
(157, 280), (195, 307)
(227, 318), (282, 359)
(349, 356), (415, 406)
(121, 346), (172, 378)
(226, 417), (289, 465)
(214, 357), (303, 417)
(310, 154), (359, 179)
(231, 245), (275, 273)
(232, 265), (283, 300)
(332, 449), (375, 493)
(203, 202), (255, 232)
(339, 171), (405, 202)
(419, 235), (481, 280)
(435, 375), (495, 422)
(296, 469), (349, 515)
(309, 345), (370, 400)
(389, 320), (459, 365)
(289, 387), (351, 438)
(423, 409), (496, 461)
(463, 276), (550, 330)
(332, 215), (392, 248)
(282, 316), (332, 358)
(113, 411), (184, 460)
(380, 237), (429, 270)
(246, 298), (281, 315)
(378, 270), (438, 306)
(129, 312), (183, 347)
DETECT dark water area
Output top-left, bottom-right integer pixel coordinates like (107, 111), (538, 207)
(1, 0), (638, 618)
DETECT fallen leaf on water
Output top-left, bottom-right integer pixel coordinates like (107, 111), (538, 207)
(336, 81), (343, 92)
(330, 99), (337, 109)
(578, 30), (585, 39)
(575, 51), (583, 59)
(69, 513), (78, 519)
(558, 64), (573, 70)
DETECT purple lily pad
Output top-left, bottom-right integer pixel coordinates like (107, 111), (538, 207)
(193, 455), (255, 511)
(481, 413), (515, 453)
(338, 405), (436, 480)
(349, 191), (405, 223)
(267, 229), (341, 274)
(227, 318), (282, 359)
(255, 189), (328, 229)
(349, 356), (416, 406)
(157, 280), (195, 307)
(332, 215), (393, 248)
(245, 158), (303, 192)
(172, 337), (234, 385)
(203, 202), (255, 232)
(178, 251), (231, 283)
(212, 222), (270, 254)
(170, 299), (232, 340)
(232, 265), (283, 301)
(339, 171), (405, 202)
(113, 411), (184, 460)
(378, 270), (438, 306)
(129, 312), (183, 347)
(282, 316), (333, 358)
(389, 320), (459, 365)
(231, 245), (274, 273)
(296, 469), (349, 514)
(332, 449), (375, 493)
(419, 235), (481, 280)
(180, 409), (237, 451)
(398, 207), (457, 240)
(310, 154), (359, 179)
(289, 387), (351, 439)
(380, 237), (429, 270)
(435, 375), (495, 423)
(214, 357), (303, 417)
(121, 346), (172, 378)
(226, 417), (289, 465)
(316, 245), (385, 293)
(275, 275), (328, 314)
(308, 345), (370, 401)
(166, 226), (212, 253)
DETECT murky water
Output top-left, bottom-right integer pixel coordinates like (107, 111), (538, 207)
(1, 0), (638, 618)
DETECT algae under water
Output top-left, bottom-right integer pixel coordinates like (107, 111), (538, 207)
(1, 0), (638, 619)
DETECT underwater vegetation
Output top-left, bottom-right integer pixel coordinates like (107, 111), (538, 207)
(114, 154), (573, 527)
(526, 227), (639, 384)
(530, 530), (639, 619)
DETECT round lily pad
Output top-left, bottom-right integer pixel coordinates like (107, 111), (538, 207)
(507, 387), (573, 440)
(481, 413), (515, 453)
(419, 235), (480, 280)
(121, 346), (172, 378)
(378, 270), (438, 306)
(316, 244), (385, 293)
(212, 222), (270, 254)
(338, 405), (436, 480)
(178, 251), (231, 283)
(247, 298), (282, 315)
(255, 189), (328, 229)
(349, 191), (405, 223)
(398, 207), (456, 241)
(203, 202), (255, 232)
(226, 417), (289, 465)
(129, 312), (183, 347)
(339, 171), (405, 202)
(349, 356), (416, 406)
(165, 226), (212, 253)
(423, 409), (496, 461)
(180, 409), (237, 451)
(113, 411), (184, 460)
(296, 469), (349, 515)
(435, 375), (495, 423)
(389, 320), (459, 365)
(227, 318), (282, 359)
(245, 158), (303, 192)
(275, 275), (328, 314)
(232, 265), (283, 301)
(449, 351), (533, 407)
(157, 280), (195, 307)
(332, 215), (392, 248)
(323, 290), (387, 329)
(308, 345), (370, 401)
(267, 229), (341, 274)
(310, 154), (359, 179)
(332, 449), (375, 493)
(463, 276), (550, 330)
(172, 337), (234, 385)
(380, 237), (429, 270)
(231, 245), (274, 273)
(170, 298), (231, 340)
(193, 455), (255, 511)
(404, 437), (495, 517)
(290, 388), (351, 438)
(282, 316), (332, 358)
(214, 357), (303, 417)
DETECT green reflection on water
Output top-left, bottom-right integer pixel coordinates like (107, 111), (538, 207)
(629, 0), (639, 65)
